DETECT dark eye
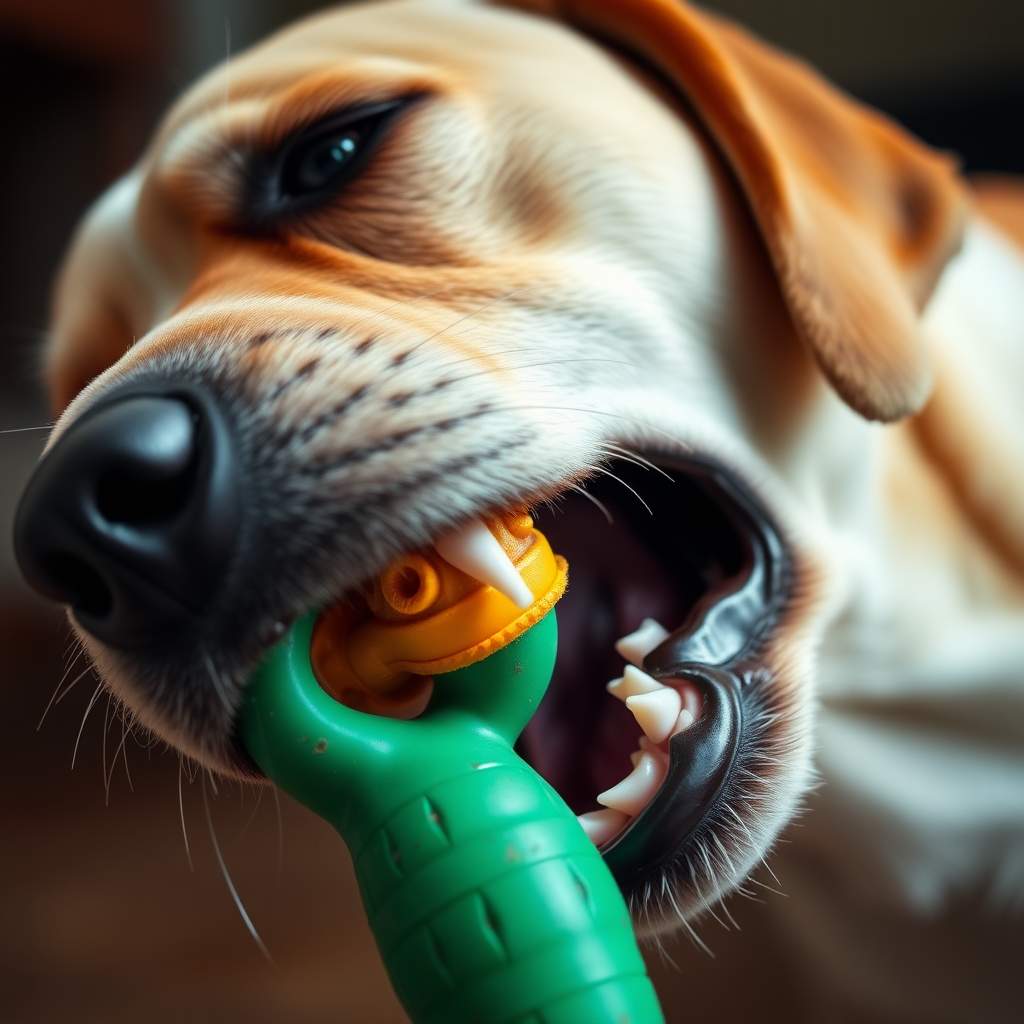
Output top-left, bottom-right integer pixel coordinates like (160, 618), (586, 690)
(289, 129), (362, 193)
(278, 100), (408, 204)
(246, 99), (413, 226)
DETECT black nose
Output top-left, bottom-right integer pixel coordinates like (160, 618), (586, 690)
(14, 390), (240, 649)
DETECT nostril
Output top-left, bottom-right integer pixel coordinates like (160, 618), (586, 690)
(14, 387), (241, 649)
(96, 464), (197, 525)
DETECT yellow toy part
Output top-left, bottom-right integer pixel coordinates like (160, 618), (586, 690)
(310, 510), (567, 717)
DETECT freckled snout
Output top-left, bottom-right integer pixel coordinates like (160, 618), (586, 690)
(14, 389), (240, 650)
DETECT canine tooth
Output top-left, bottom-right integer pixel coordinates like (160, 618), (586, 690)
(630, 750), (643, 768)
(625, 688), (682, 743)
(435, 518), (533, 608)
(597, 753), (667, 816)
(672, 708), (696, 736)
(606, 665), (666, 702)
(615, 618), (670, 666)
(577, 808), (629, 846)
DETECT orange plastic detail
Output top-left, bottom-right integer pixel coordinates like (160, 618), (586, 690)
(309, 510), (567, 715)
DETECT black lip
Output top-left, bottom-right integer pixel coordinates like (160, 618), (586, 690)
(600, 460), (790, 888)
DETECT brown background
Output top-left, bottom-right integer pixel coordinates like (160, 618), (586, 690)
(1, 2), (1022, 1021)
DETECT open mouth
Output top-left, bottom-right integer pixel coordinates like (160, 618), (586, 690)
(305, 452), (791, 903)
(526, 456), (790, 896)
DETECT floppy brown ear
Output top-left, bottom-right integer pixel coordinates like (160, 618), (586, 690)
(497, 0), (968, 421)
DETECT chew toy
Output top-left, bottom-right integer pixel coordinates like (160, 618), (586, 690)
(239, 511), (664, 1023)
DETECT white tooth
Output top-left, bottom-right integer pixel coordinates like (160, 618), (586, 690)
(672, 708), (696, 736)
(625, 688), (682, 743)
(577, 808), (629, 846)
(629, 750), (643, 768)
(435, 518), (534, 608)
(638, 736), (670, 767)
(606, 665), (667, 702)
(615, 618), (670, 667)
(597, 753), (667, 816)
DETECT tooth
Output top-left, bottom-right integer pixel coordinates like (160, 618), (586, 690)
(625, 688), (682, 743)
(638, 736), (670, 767)
(597, 753), (667, 816)
(629, 750), (643, 767)
(615, 618), (669, 666)
(577, 808), (629, 846)
(606, 665), (667, 702)
(672, 708), (696, 736)
(435, 518), (533, 608)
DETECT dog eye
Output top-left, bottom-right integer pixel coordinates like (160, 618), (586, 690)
(290, 129), (362, 193)
(276, 100), (408, 204)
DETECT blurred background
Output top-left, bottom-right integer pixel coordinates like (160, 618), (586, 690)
(1, 1), (1022, 1021)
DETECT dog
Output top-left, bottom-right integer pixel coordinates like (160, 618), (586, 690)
(14, 0), (1024, 1018)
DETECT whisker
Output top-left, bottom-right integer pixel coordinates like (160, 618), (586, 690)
(234, 786), (265, 844)
(748, 876), (787, 897)
(583, 464), (653, 515)
(179, 757), (194, 871)
(760, 856), (784, 890)
(38, 651), (87, 730)
(202, 772), (273, 963)
(203, 652), (234, 715)
(425, 355), (639, 391)
(119, 712), (133, 792)
(0, 424), (52, 434)
(569, 484), (614, 524)
(71, 682), (104, 769)
(394, 286), (536, 365)
(599, 443), (674, 480)
(718, 896), (740, 931)
(102, 694), (112, 801)
(667, 876), (713, 956)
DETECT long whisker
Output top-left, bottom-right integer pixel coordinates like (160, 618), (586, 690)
(109, 711), (133, 794)
(0, 424), (53, 434)
(390, 287), (536, 366)
(583, 464), (653, 515)
(569, 484), (614, 524)
(599, 443), (675, 480)
(234, 786), (265, 844)
(71, 682), (104, 769)
(203, 652), (234, 715)
(38, 651), (88, 730)
(179, 757), (194, 871)
(203, 772), (273, 963)
(102, 694), (112, 800)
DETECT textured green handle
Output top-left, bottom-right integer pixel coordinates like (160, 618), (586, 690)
(239, 611), (663, 1024)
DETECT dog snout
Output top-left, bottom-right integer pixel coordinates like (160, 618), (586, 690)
(14, 388), (241, 650)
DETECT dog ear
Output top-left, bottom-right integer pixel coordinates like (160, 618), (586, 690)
(500, 0), (968, 421)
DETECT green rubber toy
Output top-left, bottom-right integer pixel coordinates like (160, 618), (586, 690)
(239, 608), (664, 1024)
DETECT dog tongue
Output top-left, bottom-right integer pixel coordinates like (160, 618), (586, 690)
(518, 499), (686, 813)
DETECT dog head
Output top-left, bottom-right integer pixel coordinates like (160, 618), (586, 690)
(15, 0), (965, 933)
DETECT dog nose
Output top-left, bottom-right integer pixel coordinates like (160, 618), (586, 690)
(14, 391), (241, 649)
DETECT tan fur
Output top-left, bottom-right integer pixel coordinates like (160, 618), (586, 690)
(41, 0), (1024, 1015)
